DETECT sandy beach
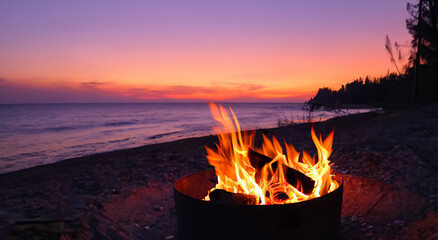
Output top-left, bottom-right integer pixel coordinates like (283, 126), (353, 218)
(1, 104), (437, 239)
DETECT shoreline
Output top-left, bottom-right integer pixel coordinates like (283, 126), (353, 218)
(1, 104), (437, 239)
(0, 104), (377, 175)
(0, 102), (311, 175)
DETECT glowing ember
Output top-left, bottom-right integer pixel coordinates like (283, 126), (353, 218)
(204, 103), (340, 205)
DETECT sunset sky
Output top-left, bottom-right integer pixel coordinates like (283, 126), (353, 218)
(0, 0), (412, 103)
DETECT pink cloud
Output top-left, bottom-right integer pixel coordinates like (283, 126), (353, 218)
(80, 81), (112, 88)
(0, 78), (310, 103)
(0, 79), (140, 103)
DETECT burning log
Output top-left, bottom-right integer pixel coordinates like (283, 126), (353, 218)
(209, 189), (258, 205)
(284, 166), (315, 195)
(247, 148), (274, 170)
(248, 148), (315, 195)
(272, 192), (289, 202)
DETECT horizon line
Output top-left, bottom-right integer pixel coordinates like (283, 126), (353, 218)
(0, 101), (306, 105)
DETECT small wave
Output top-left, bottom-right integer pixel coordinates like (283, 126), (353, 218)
(103, 121), (137, 127)
(0, 157), (16, 162)
(147, 130), (182, 140)
(108, 138), (131, 144)
(43, 126), (77, 132)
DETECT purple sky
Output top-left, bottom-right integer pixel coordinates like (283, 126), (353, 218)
(0, 0), (413, 103)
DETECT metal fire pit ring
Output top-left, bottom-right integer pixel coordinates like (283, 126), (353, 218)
(174, 169), (343, 240)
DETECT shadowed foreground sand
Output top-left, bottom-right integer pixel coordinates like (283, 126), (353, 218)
(0, 104), (437, 239)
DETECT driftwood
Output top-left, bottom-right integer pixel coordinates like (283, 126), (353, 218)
(209, 189), (258, 205)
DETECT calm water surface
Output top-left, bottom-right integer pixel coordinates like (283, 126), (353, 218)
(0, 103), (372, 173)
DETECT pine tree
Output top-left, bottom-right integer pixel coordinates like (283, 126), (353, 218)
(406, 0), (438, 102)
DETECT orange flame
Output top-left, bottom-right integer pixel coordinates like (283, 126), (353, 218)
(204, 103), (339, 205)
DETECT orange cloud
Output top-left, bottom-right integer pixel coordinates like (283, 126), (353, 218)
(116, 82), (311, 102)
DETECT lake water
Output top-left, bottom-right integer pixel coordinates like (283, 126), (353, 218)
(0, 103), (372, 174)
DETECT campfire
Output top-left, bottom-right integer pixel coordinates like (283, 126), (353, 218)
(204, 103), (340, 205)
(174, 103), (343, 240)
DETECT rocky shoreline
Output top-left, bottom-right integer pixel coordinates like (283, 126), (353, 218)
(1, 104), (437, 239)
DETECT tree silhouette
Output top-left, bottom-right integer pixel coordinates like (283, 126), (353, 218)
(308, 1), (438, 108)
(406, 0), (438, 102)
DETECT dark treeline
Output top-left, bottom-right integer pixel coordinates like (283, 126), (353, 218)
(309, 0), (438, 109)
(311, 73), (414, 108)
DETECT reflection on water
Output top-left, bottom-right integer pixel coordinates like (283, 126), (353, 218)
(0, 103), (374, 173)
